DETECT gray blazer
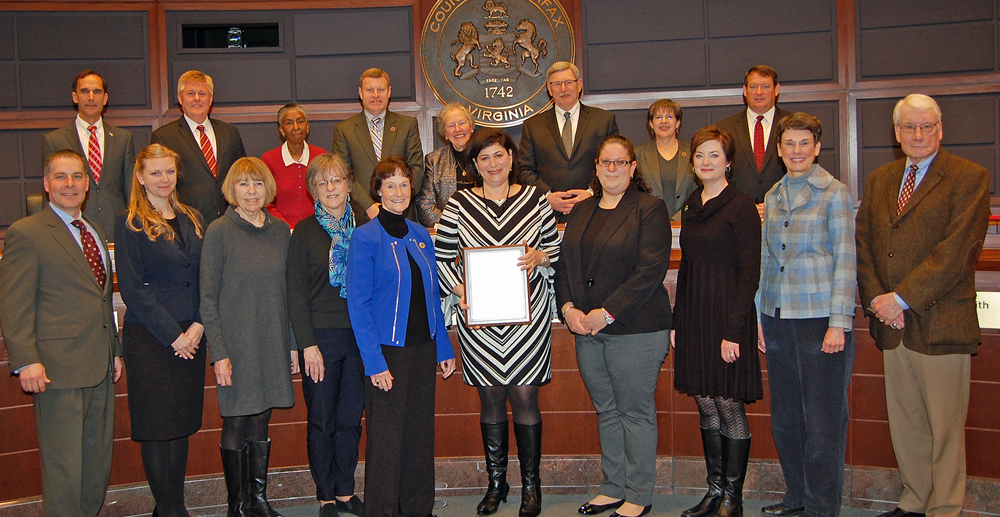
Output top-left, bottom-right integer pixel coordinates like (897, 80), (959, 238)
(332, 110), (424, 211)
(42, 122), (135, 241)
(635, 139), (697, 220)
(0, 206), (120, 389)
(415, 144), (460, 227)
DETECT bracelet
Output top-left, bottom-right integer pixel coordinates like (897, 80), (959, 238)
(561, 304), (574, 316)
(601, 307), (615, 325)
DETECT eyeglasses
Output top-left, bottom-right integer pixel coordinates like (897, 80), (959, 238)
(548, 79), (579, 89)
(597, 158), (632, 169)
(315, 177), (346, 188)
(897, 122), (939, 135)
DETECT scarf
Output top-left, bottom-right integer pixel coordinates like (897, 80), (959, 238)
(315, 200), (355, 298)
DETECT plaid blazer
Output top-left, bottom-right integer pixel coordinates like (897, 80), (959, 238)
(758, 164), (857, 329)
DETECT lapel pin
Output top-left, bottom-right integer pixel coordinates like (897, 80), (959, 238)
(390, 127), (396, 132)
(418, 241), (425, 248)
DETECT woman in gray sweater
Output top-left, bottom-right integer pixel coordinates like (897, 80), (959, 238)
(201, 157), (299, 517)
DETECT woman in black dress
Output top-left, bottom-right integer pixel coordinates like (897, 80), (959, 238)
(115, 143), (205, 517)
(672, 126), (762, 517)
(287, 153), (369, 517)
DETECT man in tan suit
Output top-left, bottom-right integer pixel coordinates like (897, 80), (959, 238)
(856, 94), (990, 517)
(332, 67), (424, 220)
(0, 150), (123, 517)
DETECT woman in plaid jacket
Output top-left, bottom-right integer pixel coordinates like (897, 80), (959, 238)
(757, 112), (856, 517)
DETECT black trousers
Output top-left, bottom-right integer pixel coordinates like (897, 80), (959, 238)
(300, 328), (365, 501)
(362, 340), (437, 517)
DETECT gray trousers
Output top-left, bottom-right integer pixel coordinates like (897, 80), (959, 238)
(576, 330), (669, 506)
(34, 368), (115, 517)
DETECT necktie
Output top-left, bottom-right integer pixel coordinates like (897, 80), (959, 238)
(371, 117), (383, 160)
(561, 111), (573, 157)
(87, 125), (103, 184)
(753, 115), (765, 172)
(71, 220), (107, 289)
(197, 125), (218, 177)
(897, 164), (918, 215)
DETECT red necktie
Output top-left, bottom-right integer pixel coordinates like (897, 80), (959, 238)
(87, 125), (103, 184)
(71, 220), (107, 289)
(753, 115), (765, 172)
(897, 164), (918, 215)
(197, 125), (218, 177)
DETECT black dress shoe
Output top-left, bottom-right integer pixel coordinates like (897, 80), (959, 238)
(335, 496), (364, 517)
(610, 504), (652, 517)
(761, 504), (805, 517)
(579, 499), (625, 515)
(319, 502), (339, 517)
(876, 509), (925, 517)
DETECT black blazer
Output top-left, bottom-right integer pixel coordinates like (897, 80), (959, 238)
(554, 187), (672, 334)
(150, 117), (247, 222)
(114, 212), (204, 347)
(714, 107), (792, 203)
(517, 103), (619, 195)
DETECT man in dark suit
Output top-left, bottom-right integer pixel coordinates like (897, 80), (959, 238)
(42, 70), (135, 242)
(151, 70), (247, 222)
(856, 94), (990, 517)
(517, 61), (619, 218)
(0, 150), (123, 517)
(333, 67), (424, 220)
(714, 65), (791, 217)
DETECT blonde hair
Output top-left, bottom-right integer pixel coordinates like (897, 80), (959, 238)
(221, 157), (277, 207)
(126, 144), (204, 241)
(177, 70), (214, 95)
(545, 61), (581, 80)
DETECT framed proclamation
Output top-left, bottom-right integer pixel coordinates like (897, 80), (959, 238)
(462, 244), (531, 326)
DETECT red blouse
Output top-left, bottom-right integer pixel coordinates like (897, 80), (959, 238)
(262, 143), (327, 228)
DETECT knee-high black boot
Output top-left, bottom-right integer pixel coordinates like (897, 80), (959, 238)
(513, 422), (541, 517)
(478, 422), (510, 515)
(683, 429), (724, 517)
(711, 436), (751, 517)
(245, 439), (283, 517)
(221, 444), (247, 517)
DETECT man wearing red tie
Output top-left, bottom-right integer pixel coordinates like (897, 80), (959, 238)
(151, 70), (247, 222)
(42, 70), (135, 242)
(1, 150), (124, 516)
(857, 94), (990, 517)
(714, 65), (791, 219)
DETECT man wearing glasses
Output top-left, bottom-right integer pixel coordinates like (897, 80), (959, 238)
(856, 93), (989, 517)
(715, 65), (791, 219)
(518, 61), (618, 219)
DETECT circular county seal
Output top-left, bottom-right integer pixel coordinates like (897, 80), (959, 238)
(421, 0), (575, 128)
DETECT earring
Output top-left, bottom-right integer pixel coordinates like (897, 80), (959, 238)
(726, 165), (732, 173)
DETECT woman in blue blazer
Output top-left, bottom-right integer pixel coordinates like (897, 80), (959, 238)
(115, 144), (205, 517)
(347, 156), (456, 517)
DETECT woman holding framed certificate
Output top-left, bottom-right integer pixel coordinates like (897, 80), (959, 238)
(554, 135), (672, 517)
(435, 128), (560, 517)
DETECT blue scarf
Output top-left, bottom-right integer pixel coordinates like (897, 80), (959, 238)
(315, 200), (355, 298)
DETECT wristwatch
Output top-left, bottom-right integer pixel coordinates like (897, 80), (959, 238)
(601, 308), (615, 325)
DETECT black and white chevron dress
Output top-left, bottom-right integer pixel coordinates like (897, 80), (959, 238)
(435, 185), (561, 386)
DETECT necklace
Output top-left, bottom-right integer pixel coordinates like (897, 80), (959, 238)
(476, 183), (511, 225)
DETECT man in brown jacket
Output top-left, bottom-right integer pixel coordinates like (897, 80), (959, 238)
(856, 94), (990, 517)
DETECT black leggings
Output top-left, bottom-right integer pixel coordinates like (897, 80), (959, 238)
(694, 395), (751, 439)
(221, 409), (273, 450)
(477, 385), (541, 425)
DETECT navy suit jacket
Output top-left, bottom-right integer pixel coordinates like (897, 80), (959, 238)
(150, 117), (247, 222)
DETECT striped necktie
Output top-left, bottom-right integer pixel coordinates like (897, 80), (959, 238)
(371, 117), (383, 160)
(897, 164), (918, 215)
(197, 125), (218, 177)
(87, 125), (103, 184)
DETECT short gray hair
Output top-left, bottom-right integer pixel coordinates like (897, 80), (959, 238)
(277, 103), (308, 126)
(545, 61), (580, 80)
(436, 103), (474, 142)
(893, 94), (941, 125)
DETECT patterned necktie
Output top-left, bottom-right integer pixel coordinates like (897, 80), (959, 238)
(71, 220), (107, 289)
(562, 111), (573, 157)
(753, 115), (765, 172)
(897, 164), (918, 215)
(87, 125), (103, 184)
(371, 117), (383, 160)
(197, 125), (218, 177)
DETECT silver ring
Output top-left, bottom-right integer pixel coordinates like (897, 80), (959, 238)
(891, 323), (898, 329)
